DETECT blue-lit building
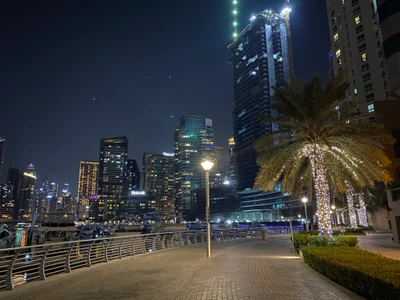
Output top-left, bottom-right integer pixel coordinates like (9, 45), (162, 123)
(174, 116), (214, 220)
(227, 8), (309, 222)
(228, 9), (293, 191)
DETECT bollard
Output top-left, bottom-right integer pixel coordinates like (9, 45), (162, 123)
(262, 230), (268, 241)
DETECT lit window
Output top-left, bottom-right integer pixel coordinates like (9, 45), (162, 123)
(336, 49), (341, 58)
(355, 16), (361, 24)
(334, 33), (339, 41)
(361, 53), (367, 62)
(368, 104), (375, 113)
(354, 88), (358, 95)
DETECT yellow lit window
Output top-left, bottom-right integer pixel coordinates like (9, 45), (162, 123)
(336, 49), (341, 57)
(334, 33), (339, 41)
(361, 53), (367, 62)
(355, 16), (360, 24)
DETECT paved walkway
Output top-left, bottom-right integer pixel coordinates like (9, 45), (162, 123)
(358, 232), (400, 260)
(2, 236), (362, 300)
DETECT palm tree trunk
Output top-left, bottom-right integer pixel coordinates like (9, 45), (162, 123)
(310, 144), (332, 235)
(345, 181), (358, 228)
(357, 193), (368, 227)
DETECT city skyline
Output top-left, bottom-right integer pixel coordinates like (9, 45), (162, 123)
(0, 0), (331, 195)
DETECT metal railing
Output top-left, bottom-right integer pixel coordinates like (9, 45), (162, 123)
(0, 229), (260, 291)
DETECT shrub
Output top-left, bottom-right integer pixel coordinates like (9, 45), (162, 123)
(302, 247), (400, 299)
(292, 234), (358, 250)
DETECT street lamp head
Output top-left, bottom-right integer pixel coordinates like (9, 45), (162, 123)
(331, 205), (336, 210)
(201, 160), (214, 171)
(301, 197), (308, 203)
(298, 214), (301, 218)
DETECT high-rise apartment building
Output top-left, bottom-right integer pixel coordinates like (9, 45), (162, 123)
(126, 159), (140, 191)
(97, 137), (128, 221)
(209, 146), (223, 187)
(0, 137), (4, 177)
(228, 9), (293, 191)
(143, 153), (175, 218)
(7, 168), (21, 219)
(376, 0), (400, 97)
(77, 160), (99, 219)
(174, 116), (214, 219)
(326, 0), (388, 119)
(19, 164), (36, 219)
(0, 184), (14, 220)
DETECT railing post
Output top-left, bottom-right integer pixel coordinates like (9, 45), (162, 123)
(194, 232), (198, 244)
(161, 234), (167, 249)
(66, 243), (74, 273)
(39, 246), (51, 280)
(201, 232), (205, 243)
(131, 237), (136, 255)
(119, 238), (124, 259)
(87, 241), (95, 267)
(6, 249), (21, 290)
(152, 235), (157, 251)
(105, 240), (111, 262)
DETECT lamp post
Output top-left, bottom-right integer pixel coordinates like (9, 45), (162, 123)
(201, 160), (214, 258)
(301, 197), (309, 231)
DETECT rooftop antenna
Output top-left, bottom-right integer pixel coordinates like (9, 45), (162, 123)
(232, 0), (238, 40)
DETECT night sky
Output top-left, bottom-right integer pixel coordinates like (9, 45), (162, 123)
(0, 0), (331, 195)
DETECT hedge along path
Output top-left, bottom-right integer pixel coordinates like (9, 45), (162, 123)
(302, 247), (400, 300)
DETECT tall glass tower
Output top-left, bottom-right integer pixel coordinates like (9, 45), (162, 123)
(228, 9), (293, 191)
(174, 116), (214, 220)
(97, 137), (128, 221)
(77, 160), (99, 219)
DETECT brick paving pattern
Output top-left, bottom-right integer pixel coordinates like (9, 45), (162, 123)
(2, 236), (362, 300)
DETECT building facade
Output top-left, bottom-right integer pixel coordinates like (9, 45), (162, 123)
(126, 159), (140, 191)
(19, 164), (36, 220)
(77, 160), (99, 219)
(143, 153), (175, 219)
(0, 184), (14, 220)
(376, 0), (400, 97)
(174, 116), (214, 219)
(96, 137), (128, 221)
(119, 191), (156, 220)
(228, 9), (293, 191)
(375, 100), (400, 242)
(326, 0), (388, 119)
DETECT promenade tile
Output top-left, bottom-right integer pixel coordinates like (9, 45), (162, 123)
(1, 236), (362, 300)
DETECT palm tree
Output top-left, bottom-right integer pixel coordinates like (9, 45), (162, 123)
(255, 75), (393, 234)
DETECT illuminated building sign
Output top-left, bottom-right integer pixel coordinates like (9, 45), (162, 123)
(131, 191), (146, 196)
(163, 152), (175, 157)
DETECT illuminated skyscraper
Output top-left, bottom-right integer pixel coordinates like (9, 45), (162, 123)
(0, 137), (4, 177)
(143, 153), (175, 218)
(228, 8), (293, 191)
(97, 137), (128, 221)
(77, 160), (99, 219)
(174, 116), (214, 220)
(19, 164), (36, 219)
